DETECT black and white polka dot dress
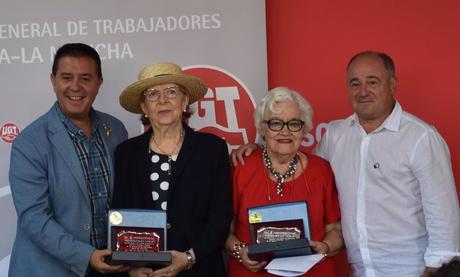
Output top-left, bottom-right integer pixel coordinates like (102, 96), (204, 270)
(149, 151), (177, 211)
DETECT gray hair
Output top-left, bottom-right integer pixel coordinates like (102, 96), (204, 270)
(254, 87), (313, 138)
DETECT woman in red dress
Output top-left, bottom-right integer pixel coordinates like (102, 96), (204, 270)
(226, 87), (344, 276)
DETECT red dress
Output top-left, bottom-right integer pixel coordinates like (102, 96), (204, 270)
(229, 149), (340, 277)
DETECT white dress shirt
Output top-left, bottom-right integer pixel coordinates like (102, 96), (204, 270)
(315, 102), (460, 277)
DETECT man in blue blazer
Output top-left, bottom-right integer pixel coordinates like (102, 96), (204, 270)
(8, 43), (128, 276)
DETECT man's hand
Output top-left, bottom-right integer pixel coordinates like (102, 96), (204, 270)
(420, 267), (436, 277)
(89, 249), (129, 274)
(230, 143), (258, 166)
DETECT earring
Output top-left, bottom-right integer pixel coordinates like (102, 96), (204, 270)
(144, 114), (148, 118)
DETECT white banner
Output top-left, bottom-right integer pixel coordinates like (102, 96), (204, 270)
(0, 0), (267, 274)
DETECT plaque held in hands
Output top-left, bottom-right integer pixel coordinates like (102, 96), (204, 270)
(107, 209), (171, 266)
(247, 201), (313, 261)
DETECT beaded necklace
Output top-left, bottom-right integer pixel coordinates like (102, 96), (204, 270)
(262, 147), (298, 196)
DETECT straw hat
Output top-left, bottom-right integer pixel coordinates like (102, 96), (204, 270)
(119, 62), (207, 114)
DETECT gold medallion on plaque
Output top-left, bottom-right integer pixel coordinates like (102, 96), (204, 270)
(110, 211), (123, 225)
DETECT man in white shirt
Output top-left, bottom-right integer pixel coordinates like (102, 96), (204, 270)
(232, 51), (460, 277)
(314, 51), (459, 277)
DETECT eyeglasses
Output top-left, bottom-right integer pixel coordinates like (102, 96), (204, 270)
(263, 119), (304, 132)
(143, 86), (182, 102)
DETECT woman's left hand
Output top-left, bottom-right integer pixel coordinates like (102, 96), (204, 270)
(309, 240), (330, 255)
(151, 250), (188, 277)
(311, 222), (343, 256)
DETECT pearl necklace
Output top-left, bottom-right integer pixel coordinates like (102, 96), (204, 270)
(150, 129), (184, 175)
(262, 148), (298, 196)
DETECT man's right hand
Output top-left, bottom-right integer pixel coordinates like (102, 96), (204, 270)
(230, 143), (258, 166)
(89, 249), (129, 274)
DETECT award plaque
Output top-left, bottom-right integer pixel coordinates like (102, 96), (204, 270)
(247, 202), (313, 261)
(107, 209), (171, 266)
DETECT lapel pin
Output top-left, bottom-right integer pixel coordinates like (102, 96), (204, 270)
(102, 123), (112, 138)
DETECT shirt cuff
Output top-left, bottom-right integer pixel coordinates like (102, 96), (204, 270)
(425, 251), (460, 268)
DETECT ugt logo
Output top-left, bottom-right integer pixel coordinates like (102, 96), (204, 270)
(184, 65), (257, 151)
(1, 122), (20, 143)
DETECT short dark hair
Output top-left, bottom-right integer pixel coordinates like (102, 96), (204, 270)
(51, 43), (102, 79)
(347, 51), (396, 79)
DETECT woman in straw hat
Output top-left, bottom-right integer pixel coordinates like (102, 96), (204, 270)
(111, 63), (232, 277)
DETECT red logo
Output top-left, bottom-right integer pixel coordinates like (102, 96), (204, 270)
(184, 65), (257, 151)
(1, 122), (20, 143)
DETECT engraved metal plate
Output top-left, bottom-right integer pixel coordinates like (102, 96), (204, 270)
(256, 226), (301, 243)
(115, 230), (160, 252)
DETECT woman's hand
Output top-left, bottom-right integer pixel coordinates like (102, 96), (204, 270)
(128, 267), (154, 277)
(239, 245), (267, 272)
(151, 250), (188, 277)
(316, 222), (344, 257)
(309, 240), (330, 255)
(226, 221), (266, 272)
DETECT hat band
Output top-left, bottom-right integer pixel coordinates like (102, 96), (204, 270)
(153, 73), (175, 77)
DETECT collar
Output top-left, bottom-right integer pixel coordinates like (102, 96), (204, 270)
(348, 101), (402, 133)
(54, 102), (100, 138)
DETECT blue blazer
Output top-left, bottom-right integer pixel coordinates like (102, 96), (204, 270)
(8, 103), (127, 277)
